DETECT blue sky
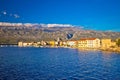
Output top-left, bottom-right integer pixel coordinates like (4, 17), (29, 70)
(0, 0), (120, 31)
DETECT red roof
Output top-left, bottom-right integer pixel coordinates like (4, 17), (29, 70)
(80, 38), (97, 40)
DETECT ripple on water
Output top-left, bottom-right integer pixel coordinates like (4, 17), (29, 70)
(0, 47), (120, 80)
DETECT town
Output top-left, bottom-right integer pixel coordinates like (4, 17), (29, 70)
(18, 38), (120, 52)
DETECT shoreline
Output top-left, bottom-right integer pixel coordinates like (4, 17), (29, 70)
(0, 44), (120, 53)
(99, 47), (120, 53)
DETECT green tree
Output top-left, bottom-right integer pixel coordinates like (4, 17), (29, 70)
(117, 39), (120, 47)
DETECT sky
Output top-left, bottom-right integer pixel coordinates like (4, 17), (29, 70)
(0, 0), (120, 31)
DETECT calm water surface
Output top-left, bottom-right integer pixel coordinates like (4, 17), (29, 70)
(0, 47), (120, 80)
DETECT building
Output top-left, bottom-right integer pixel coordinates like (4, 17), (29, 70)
(86, 38), (100, 48)
(41, 41), (46, 46)
(78, 38), (100, 48)
(18, 42), (23, 47)
(49, 41), (55, 46)
(22, 42), (28, 46)
(111, 41), (116, 47)
(67, 40), (77, 47)
(62, 41), (67, 46)
(101, 39), (112, 48)
(78, 39), (87, 48)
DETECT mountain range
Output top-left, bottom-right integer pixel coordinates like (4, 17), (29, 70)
(0, 22), (120, 44)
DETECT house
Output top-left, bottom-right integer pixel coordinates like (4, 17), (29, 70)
(62, 41), (67, 46)
(86, 38), (100, 48)
(49, 41), (55, 46)
(101, 39), (112, 48)
(78, 38), (100, 48)
(67, 40), (77, 47)
(111, 41), (116, 47)
(18, 42), (23, 47)
(22, 42), (28, 46)
(78, 39), (87, 48)
(41, 41), (46, 46)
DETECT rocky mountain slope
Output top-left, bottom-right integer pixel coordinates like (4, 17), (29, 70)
(0, 23), (120, 44)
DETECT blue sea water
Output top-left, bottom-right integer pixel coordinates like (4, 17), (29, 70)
(0, 47), (120, 80)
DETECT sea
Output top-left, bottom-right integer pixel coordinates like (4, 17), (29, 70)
(0, 47), (120, 80)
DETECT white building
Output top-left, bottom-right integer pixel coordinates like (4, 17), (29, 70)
(78, 38), (100, 48)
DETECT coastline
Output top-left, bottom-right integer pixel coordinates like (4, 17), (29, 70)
(1, 44), (120, 53)
(74, 47), (120, 53)
(99, 47), (120, 53)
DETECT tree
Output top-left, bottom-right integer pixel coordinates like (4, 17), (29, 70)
(117, 39), (120, 47)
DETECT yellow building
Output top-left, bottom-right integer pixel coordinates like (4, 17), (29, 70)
(49, 41), (55, 46)
(101, 39), (112, 48)
(111, 41), (116, 47)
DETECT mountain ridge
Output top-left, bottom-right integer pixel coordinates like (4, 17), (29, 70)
(0, 22), (120, 44)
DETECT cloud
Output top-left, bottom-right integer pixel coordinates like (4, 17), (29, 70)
(0, 22), (82, 28)
(0, 10), (20, 19)
(3, 11), (7, 15)
(47, 24), (74, 27)
(14, 14), (20, 18)
(1, 11), (7, 15)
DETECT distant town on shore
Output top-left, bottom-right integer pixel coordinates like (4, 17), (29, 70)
(18, 38), (120, 52)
